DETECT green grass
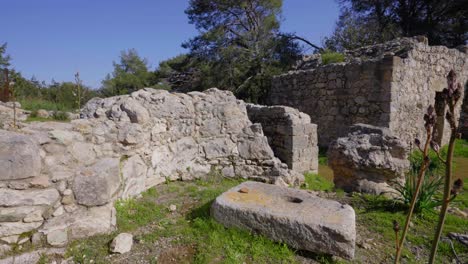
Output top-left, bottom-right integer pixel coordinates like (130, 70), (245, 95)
(20, 98), (74, 112)
(67, 176), (298, 264)
(319, 147), (328, 165)
(453, 139), (468, 158)
(115, 198), (165, 232)
(352, 193), (468, 263)
(302, 173), (334, 192)
(321, 51), (345, 65)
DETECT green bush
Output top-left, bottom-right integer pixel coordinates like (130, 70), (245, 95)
(52, 111), (69, 121)
(321, 51), (345, 65)
(395, 171), (443, 213)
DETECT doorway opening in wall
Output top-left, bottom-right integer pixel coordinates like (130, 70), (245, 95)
(433, 91), (446, 145)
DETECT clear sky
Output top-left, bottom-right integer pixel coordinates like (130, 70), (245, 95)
(1, 0), (339, 88)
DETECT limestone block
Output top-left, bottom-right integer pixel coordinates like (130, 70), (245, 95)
(0, 189), (59, 207)
(0, 130), (42, 180)
(0, 222), (42, 237)
(212, 181), (356, 259)
(73, 158), (121, 206)
(121, 155), (148, 199)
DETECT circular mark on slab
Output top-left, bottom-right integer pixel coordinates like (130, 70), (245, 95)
(286, 196), (303, 203)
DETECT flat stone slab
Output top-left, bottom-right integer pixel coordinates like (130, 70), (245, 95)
(211, 181), (356, 259)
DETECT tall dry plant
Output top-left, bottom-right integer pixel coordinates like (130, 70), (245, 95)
(428, 70), (464, 263)
(393, 70), (464, 264)
(74, 71), (85, 111)
(394, 105), (435, 263)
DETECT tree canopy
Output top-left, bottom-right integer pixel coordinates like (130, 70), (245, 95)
(325, 0), (467, 51)
(0, 43), (11, 68)
(181, 0), (303, 103)
(100, 49), (156, 96)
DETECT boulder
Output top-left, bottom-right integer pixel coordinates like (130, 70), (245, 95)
(40, 203), (116, 239)
(211, 181), (356, 259)
(47, 229), (68, 247)
(36, 109), (49, 118)
(328, 124), (410, 195)
(73, 158), (121, 206)
(0, 130), (42, 180)
(110, 233), (133, 254)
(120, 99), (150, 124)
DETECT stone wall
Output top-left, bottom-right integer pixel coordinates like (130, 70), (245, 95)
(267, 37), (468, 147)
(0, 88), (305, 255)
(390, 43), (468, 145)
(246, 104), (318, 173)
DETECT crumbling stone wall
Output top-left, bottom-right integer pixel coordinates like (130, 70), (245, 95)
(246, 104), (318, 173)
(268, 37), (468, 146)
(390, 43), (468, 145)
(0, 88), (306, 255)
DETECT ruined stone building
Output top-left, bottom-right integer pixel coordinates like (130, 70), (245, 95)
(267, 37), (468, 147)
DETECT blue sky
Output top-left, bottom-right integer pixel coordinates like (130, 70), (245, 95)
(1, 0), (339, 88)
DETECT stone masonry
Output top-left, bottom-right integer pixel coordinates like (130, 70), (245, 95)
(0, 88), (310, 256)
(246, 104), (318, 173)
(267, 37), (468, 147)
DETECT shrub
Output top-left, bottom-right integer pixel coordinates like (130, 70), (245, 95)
(52, 111), (69, 121)
(395, 171), (443, 213)
(321, 51), (345, 65)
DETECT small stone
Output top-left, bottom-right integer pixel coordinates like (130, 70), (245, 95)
(31, 232), (43, 245)
(56, 181), (67, 193)
(23, 210), (44, 223)
(30, 176), (50, 188)
(238, 187), (249, 193)
(0, 244), (12, 255)
(0, 235), (19, 244)
(47, 229), (68, 247)
(18, 236), (30, 244)
(64, 204), (79, 213)
(63, 189), (73, 196)
(110, 233), (133, 254)
(8, 181), (30, 190)
(169, 204), (177, 212)
(53, 206), (64, 217)
(61, 195), (74, 205)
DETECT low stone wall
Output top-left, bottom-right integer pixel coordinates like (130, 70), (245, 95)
(0, 88), (305, 255)
(246, 104), (318, 173)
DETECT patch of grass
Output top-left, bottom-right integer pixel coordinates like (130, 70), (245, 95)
(321, 51), (345, 65)
(453, 139), (468, 158)
(37, 254), (49, 264)
(190, 217), (296, 264)
(66, 234), (113, 264)
(352, 193), (468, 262)
(302, 173), (334, 192)
(115, 197), (164, 232)
(20, 98), (73, 112)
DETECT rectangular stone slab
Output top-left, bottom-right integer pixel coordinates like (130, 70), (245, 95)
(211, 181), (356, 259)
